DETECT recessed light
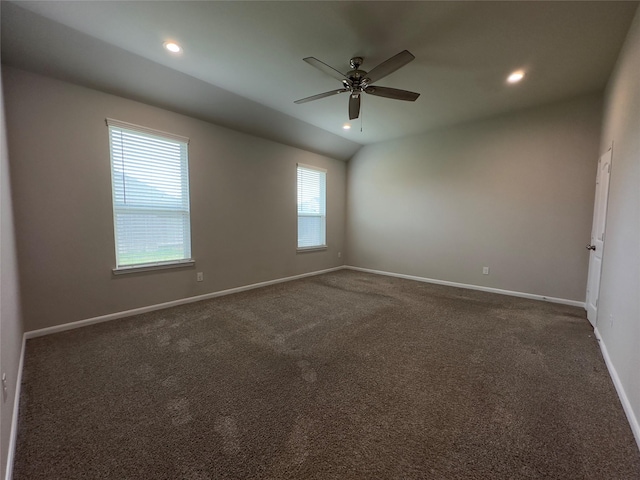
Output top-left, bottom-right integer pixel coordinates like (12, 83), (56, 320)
(163, 42), (182, 54)
(507, 70), (525, 83)
(343, 123), (351, 130)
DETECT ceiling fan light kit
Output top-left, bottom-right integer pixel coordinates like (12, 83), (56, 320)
(295, 50), (420, 121)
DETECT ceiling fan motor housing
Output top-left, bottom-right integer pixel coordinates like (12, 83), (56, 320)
(347, 57), (371, 91)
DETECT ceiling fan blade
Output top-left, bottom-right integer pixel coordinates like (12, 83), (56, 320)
(364, 86), (420, 102)
(349, 94), (361, 120)
(294, 88), (349, 104)
(365, 50), (415, 84)
(303, 57), (351, 84)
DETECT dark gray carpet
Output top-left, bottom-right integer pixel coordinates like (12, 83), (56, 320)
(14, 270), (640, 479)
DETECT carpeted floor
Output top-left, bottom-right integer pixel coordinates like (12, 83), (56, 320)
(13, 270), (640, 479)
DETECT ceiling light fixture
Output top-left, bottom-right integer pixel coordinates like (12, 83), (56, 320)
(507, 70), (525, 83)
(163, 42), (182, 54)
(295, 51), (419, 121)
(343, 123), (351, 130)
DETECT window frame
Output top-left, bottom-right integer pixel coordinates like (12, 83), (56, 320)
(296, 163), (327, 252)
(106, 118), (194, 274)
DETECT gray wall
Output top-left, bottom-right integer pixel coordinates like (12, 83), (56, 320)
(597, 7), (640, 443)
(346, 94), (602, 301)
(0, 66), (24, 480)
(3, 66), (346, 332)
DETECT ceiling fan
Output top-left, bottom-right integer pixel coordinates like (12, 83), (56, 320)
(294, 50), (420, 120)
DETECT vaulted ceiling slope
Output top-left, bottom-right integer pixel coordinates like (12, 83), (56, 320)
(0, 2), (361, 161)
(2, 1), (638, 160)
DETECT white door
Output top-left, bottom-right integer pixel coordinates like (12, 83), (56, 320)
(586, 147), (612, 327)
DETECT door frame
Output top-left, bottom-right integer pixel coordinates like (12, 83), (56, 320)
(585, 144), (613, 327)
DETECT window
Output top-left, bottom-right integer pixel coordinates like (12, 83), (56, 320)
(297, 164), (326, 250)
(107, 119), (192, 271)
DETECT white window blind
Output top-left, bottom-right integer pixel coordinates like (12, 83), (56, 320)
(297, 164), (326, 249)
(107, 119), (192, 269)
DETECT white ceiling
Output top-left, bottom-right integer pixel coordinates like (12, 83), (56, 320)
(2, 1), (638, 160)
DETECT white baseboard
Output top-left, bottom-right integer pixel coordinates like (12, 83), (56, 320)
(594, 328), (640, 451)
(5, 335), (26, 480)
(26, 266), (345, 339)
(344, 266), (585, 308)
(25, 264), (584, 339)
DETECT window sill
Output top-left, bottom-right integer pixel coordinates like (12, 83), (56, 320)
(112, 259), (195, 275)
(297, 246), (328, 253)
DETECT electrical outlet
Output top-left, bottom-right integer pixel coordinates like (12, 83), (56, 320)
(196, 272), (204, 282)
(338, 251), (342, 258)
(482, 266), (489, 275)
(609, 314), (614, 328)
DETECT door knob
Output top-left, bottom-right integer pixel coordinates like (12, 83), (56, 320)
(586, 244), (596, 251)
